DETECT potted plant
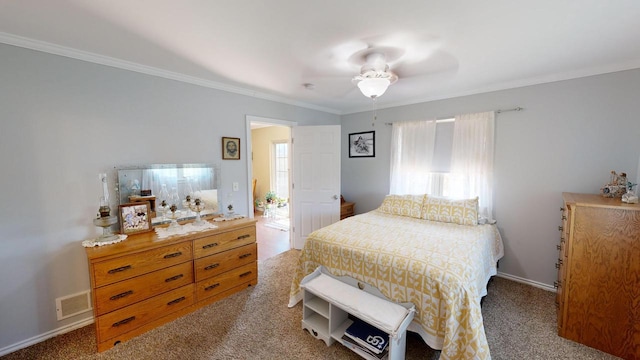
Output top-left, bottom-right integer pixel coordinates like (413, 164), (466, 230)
(265, 190), (277, 204)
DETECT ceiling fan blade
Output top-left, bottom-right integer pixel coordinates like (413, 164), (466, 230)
(392, 50), (459, 79)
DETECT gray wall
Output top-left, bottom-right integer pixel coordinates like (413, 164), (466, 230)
(341, 68), (640, 288)
(0, 43), (339, 352)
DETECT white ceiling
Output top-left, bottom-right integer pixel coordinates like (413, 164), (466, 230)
(1, 1), (640, 114)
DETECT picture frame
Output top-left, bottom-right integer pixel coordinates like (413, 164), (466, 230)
(222, 137), (240, 160)
(348, 131), (375, 158)
(118, 202), (153, 235)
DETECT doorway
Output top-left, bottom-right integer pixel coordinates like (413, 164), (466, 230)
(246, 116), (294, 261)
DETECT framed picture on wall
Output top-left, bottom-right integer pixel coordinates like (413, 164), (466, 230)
(118, 202), (153, 235)
(348, 131), (375, 158)
(222, 137), (240, 160)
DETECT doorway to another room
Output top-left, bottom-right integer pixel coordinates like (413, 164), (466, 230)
(250, 120), (291, 261)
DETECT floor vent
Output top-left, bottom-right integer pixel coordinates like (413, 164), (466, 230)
(56, 290), (92, 320)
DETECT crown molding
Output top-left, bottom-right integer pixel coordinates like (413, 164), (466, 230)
(0, 32), (342, 115)
(3, 31), (639, 117)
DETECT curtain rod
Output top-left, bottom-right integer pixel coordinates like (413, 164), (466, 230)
(384, 107), (523, 125)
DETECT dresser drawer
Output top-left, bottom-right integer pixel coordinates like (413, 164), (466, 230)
(193, 226), (256, 259)
(195, 243), (257, 282)
(92, 242), (193, 287)
(94, 262), (194, 316)
(96, 284), (194, 342)
(196, 262), (258, 301)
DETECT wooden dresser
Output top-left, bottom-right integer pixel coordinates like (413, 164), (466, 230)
(557, 193), (640, 359)
(85, 218), (258, 352)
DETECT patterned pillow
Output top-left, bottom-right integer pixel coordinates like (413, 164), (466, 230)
(421, 196), (479, 226)
(377, 194), (426, 218)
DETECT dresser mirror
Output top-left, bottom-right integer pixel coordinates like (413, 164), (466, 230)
(116, 163), (221, 225)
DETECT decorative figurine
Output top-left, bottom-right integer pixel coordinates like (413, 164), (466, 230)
(601, 170), (628, 198)
(622, 182), (638, 204)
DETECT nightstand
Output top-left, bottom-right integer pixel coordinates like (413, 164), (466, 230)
(340, 202), (355, 220)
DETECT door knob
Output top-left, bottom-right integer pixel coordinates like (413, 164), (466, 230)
(333, 195), (339, 200)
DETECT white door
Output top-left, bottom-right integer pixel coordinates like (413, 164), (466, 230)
(292, 125), (341, 249)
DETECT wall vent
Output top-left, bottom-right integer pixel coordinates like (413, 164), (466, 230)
(55, 290), (92, 320)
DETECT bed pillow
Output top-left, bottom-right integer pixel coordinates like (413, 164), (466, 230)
(421, 196), (479, 226)
(377, 194), (425, 218)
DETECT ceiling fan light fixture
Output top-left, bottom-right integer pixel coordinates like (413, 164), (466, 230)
(356, 77), (390, 98)
(352, 51), (398, 99)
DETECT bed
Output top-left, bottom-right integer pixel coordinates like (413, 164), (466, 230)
(288, 195), (504, 360)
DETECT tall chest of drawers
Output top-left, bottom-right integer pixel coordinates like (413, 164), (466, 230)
(85, 218), (258, 352)
(557, 193), (640, 359)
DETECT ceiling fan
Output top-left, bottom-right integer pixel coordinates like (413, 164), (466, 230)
(346, 41), (440, 99)
(351, 51), (399, 99)
(301, 35), (455, 101)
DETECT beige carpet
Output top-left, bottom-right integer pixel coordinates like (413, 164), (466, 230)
(1, 250), (619, 360)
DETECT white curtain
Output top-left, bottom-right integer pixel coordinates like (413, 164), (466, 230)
(389, 120), (437, 194)
(449, 111), (496, 221)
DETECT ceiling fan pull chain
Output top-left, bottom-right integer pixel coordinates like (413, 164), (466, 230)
(372, 97), (377, 127)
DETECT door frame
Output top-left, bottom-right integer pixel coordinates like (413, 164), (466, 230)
(245, 115), (297, 244)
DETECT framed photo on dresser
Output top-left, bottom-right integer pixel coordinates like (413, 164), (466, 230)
(118, 202), (153, 235)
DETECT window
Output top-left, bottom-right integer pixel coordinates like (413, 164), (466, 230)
(390, 112), (495, 220)
(389, 119), (454, 197)
(272, 141), (289, 200)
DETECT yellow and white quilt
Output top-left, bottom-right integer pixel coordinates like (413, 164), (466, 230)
(289, 210), (504, 360)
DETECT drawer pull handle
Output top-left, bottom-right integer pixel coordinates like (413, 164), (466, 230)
(110, 290), (133, 301)
(561, 215), (567, 220)
(556, 244), (561, 250)
(204, 263), (220, 270)
(108, 265), (132, 274)
(558, 226), (563, 231)
(239, 271), (252, 278)
(167, 296), (186, 306)
(554, 281), (561, 289)
(560, 207), (564, 211)
(164, 252), (182, 259)
(236, 234), (251, 240)
(112, 316), (136, 327)
(205, 283), (220, 291)
(239, 253), (252, 259)
(165, 274), (184, 282)
(202, 243), (219, 249)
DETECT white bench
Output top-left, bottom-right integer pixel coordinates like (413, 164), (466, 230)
(301, 266), (415, 360)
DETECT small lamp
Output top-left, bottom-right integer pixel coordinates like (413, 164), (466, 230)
(93, 173), (118, 243)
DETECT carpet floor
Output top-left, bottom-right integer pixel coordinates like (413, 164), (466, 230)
(1, 250), (620, 359)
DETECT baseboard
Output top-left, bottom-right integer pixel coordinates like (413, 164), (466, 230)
(0, 317), (94, 357)
(496, 272), (556, 293)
